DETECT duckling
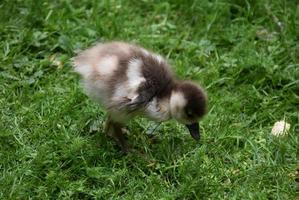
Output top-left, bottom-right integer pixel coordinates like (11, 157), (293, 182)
(73, 41), (207, 153)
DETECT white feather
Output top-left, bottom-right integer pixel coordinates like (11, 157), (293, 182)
(112, 58), (145, 104)
(95, 55), (118, 76)
(127, 59), (146, 88)
(169, 91), (187, 123)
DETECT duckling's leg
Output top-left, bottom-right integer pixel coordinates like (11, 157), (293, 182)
(104, 115), (128, 153)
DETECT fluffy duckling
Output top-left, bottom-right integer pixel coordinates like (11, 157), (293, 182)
(73, 42), (207, 153)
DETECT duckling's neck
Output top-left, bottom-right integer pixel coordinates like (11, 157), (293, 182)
(169, 89), (187, 120)
(144, 81), (186, 122)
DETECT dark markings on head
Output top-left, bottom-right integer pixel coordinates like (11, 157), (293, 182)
(177, 82), (207, 120)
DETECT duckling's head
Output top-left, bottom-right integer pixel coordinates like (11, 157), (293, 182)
(170, 81), (207, 140)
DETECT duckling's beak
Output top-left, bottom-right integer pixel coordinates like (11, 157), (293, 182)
(185, 123), (200, 141)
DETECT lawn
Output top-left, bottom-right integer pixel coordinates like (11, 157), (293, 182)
(0, 0), (298, 199)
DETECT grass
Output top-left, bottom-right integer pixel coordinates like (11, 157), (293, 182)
(0, 0), (298, 199)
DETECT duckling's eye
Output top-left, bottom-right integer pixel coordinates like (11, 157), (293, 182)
(186, 110), (194, 118)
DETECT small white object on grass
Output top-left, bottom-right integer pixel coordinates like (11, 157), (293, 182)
(271, 120), (290, 136)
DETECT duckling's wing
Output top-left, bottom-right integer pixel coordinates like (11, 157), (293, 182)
(119, 54), (174, 112)
(120, 75), (172, 113)
(120, 82), (156, 112)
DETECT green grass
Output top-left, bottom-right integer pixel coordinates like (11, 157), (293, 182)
(0, 0), (298, 199)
